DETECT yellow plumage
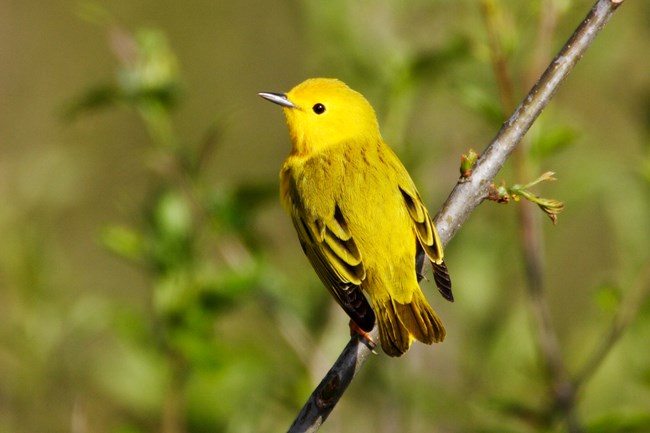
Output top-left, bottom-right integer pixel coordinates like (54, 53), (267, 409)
(259, 78), (453, 357)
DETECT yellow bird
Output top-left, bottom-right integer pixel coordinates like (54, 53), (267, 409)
(259, 78), (453, 357)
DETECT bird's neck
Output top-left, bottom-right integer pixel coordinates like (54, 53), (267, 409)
(288, 130), (381, 158)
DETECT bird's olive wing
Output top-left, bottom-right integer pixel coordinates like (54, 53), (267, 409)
(399, 185), (454, 302)
(288, 187), (375, 332)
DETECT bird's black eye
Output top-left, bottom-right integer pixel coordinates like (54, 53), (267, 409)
(312, 103), (326, 114)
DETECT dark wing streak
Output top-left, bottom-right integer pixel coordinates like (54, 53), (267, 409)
(432, 261), (453, 302)
(400, 186), (454, 302)
(415, 245), (426, 283)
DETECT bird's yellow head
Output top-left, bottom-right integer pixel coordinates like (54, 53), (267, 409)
(259, 78), (381, 155)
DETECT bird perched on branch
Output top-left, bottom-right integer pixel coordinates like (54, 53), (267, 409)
(259, 78), (453, 357)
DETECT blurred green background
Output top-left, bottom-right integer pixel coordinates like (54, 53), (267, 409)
(1, 1), (649, 432)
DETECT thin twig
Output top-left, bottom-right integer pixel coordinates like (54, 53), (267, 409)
(574, 262), (650, 390)
(481, 0), (516, 114)
(483, 0), (582, 431)
(435, 0), (624, 244)
(286, 1), (625, 432)
(528, 0), (560, 87)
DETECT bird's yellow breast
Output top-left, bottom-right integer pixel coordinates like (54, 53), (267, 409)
(281, 138), (417, 297)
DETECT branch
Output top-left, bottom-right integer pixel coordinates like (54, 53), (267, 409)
(482, 1), (577, 430)
(574, 263), (650, 390)
(286, 332), (378, 433)
(435, 0), (624, 244)
(286, 1), (625, 432)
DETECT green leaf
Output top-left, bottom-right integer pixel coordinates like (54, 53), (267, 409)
(153, 272), (193, 317)
(101, 225), (145, 261)
(198, 267), (258, 312)
(115, 28), (181, 110)
(62, 84), (122, 120)
(594, 282), (622, 314)
(152, 190), (193, 240)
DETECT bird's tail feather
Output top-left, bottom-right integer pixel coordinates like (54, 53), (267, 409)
(375, 290), (445, 357)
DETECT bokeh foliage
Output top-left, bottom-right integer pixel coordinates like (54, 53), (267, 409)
(0, 1), (649, 433)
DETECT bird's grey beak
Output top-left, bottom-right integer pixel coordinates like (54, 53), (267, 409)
(258, 92), (298, 109)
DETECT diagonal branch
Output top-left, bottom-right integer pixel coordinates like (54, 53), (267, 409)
(435, 0), (624, 245)
(286, 1), (625, 432)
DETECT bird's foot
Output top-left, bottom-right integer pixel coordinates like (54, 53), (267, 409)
(349, 320), (377, 354)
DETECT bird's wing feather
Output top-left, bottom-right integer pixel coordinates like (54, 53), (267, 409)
(287, 180), (376, 331)
(398, 183), (454, 302)
(398, 184), (442, 261)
